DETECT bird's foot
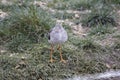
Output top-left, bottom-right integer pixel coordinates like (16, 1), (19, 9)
(60, 59), (66, 63)
(49, 59), (55, 63)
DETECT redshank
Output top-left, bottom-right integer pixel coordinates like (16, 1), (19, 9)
(48, 22), (68, 63)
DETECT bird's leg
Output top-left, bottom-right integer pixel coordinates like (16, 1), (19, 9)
(50, 44), (55, 63)
(58, 44), (66, 63)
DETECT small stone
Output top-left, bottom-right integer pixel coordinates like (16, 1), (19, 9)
(1, 50), (6, 53)
(75, 14), (80, 19)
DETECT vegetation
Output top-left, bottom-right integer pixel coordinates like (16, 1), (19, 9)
(81, 0), (118, 27)
(1, 3), (54, 52)
(89, 25), (115, 35)
(0, 0), (120, 80)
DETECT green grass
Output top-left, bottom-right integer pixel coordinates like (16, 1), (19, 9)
(47, 0), (92, 10)
(112, 41), (120, 50)
(53, 11), (74, 19)
(0, 46), (104, 80)
(89, 25), (115, 35)
(67, 0), (92, 10)
(47, 0), (120, 10)
(1, 40), (119, 79)
(81, 9), (117, 27)
(81, 0), (118, 27)
(0, 0), (120, 80)
(0, 4), (54, 52)
(113, 34), (120, 39)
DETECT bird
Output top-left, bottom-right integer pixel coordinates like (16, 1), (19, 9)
(48, 22), (68, 63)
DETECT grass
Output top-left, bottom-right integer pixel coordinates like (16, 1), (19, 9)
(89, 25), (115, 35)
(1, 41), (119, 79)
(47, 0), (120, 10)
(112, 41), (120, 50)
(53, 11), (74, 20)
(47, 0), (92, 10)
(1, 4), (54, 52)
(81, 0), (118, 27)
(67, 0), (92, 10)
(81, 9), (117, 27)
(0, 0), (120, 80)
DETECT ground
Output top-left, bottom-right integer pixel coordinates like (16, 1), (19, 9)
(0, 0), (120, 80)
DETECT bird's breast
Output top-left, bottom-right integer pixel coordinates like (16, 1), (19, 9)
(48, 28), (68, 44)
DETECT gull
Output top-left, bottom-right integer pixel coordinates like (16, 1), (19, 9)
(48, 22), (68, 63)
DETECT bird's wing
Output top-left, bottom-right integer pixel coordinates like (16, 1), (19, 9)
(48, 32), (50, 40)
(47, 28), (53, 40)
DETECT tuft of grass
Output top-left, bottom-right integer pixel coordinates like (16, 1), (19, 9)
(76, 59), (107, 74)
(113, 34), (120, 39)
(47, 0), (92, 10)
(53, 11), (74, 19)
(89, 25), (115, 35)
(70, 37), (104, 52)
(67, 0), (92, 10)
(82, 11), (117, 27)
(0, 5), (54, 52)
(90, 0), (120, 9)
(6, 34), (33, 52)
(78, 39), (97, 50)
(47, 0), (69, 10)
(9, 5), (52, 36)
(82, 0), (117, 27)
(112, 41), (120, 50)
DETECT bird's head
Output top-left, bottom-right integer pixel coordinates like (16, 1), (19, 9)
(55, 21), (63, 29)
